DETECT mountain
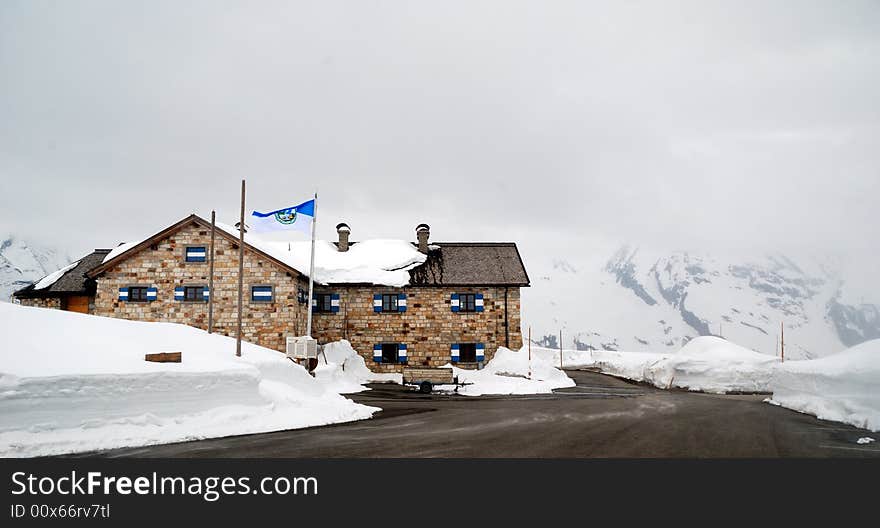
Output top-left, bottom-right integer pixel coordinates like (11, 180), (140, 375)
(0, 236), (72, 301)
(523, 245), (880, 360)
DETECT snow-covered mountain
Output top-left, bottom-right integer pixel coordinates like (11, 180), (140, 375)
(523, 246), (880, 360)
(0, 236), (71, 301)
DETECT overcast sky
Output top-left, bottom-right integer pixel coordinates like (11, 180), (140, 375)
(1, 1), (878, 274)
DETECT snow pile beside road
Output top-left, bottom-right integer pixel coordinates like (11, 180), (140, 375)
(451, 347), (574, 396)
(0, 303), (377, 457)
(643, 336), (779, 393)
(768, 339), (880, 432)
(313, 340), (402, 393)
(547, 337), (778, 394)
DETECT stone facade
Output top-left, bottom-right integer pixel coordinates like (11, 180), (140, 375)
(93, 221), (309, 353)
(18, 297), (61, 309)
(85, 218), (526, 373)
(311, 286), (522, 372)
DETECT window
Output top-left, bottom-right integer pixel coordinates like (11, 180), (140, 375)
(251, 285), (274, 302)
(381, 343), (400, 363)
(458, 343), (477, 362)
(459, 293), (477, 312)
(184, 286), (204, 302)
(128, 286), (149, 303)
(313, 293), (333, 313)
(185, 246), (207, 263)
(382, 293), (398, 312)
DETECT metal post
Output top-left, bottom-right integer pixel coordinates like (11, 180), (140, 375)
(559, 329), (563, 370)
(235, 180), (245, 357)
(207, 210), (216, 334)
(306, 193), (317, 338)
(528, 326), (532, 379)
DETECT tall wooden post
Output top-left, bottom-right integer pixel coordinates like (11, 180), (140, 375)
(235, 180), (245, 357)
(528, 326), (532, 379)
(207, 210), (216, 334)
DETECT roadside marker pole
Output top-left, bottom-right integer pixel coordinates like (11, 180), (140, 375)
(559, 329), (563, 370)
(235, 179), (245, 357)
(780, 322), (785, 363)
(528, 326), (532, 380)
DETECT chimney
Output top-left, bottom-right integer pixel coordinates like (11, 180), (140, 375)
(336, 223), (351, 252)
(416, 223), (430, 253)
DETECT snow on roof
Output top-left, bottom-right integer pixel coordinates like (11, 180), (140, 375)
(214, 222), (426, 287)
(33, 260), (80, 290)
(101, 219), (427, 287)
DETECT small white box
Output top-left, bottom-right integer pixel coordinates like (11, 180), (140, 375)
(286, 336), (318, 359)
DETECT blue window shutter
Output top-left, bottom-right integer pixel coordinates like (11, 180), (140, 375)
(450, 343), (460, 363)
(398, 343), (407, 363)
(146, 287), (158, 301)
(476, 343), (485, 362)
(450, 293), (460, 312)
(475, 293), (484, 312)
(185, 246), (207, 262)
(252, 286), (273, 302)
(311, 294), (317, 308)
(118, 287), (129, 301)
(398, 293), (407, 312)
(373, 344), (382, 363)
(331, 293), (340, 313)
(174, 287), (185, 301)
(202, 286), (210, 302)
(373, 294), (382, 313)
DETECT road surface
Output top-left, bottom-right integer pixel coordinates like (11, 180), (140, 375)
(89, 370), (879, 458)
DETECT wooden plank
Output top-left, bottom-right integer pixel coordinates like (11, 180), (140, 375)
(145, 352), (182, 363)
(402, 367), (454, 384)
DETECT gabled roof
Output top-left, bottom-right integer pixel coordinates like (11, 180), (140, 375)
(86, 215), (304, 279)
(408, 243), (530, 287)
(14, 249), (111, 298)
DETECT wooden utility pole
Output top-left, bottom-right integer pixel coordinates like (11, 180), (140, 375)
(235, 180), (245, 357)
(207, 210), (216, 334)
(780, 322), (785, 363)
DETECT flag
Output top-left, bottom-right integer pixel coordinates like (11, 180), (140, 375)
(250, 199), (315, 234)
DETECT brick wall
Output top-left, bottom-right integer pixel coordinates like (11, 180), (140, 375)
(93, 221), (309, 353)
(311, 285), (522, 373)
(18, 298), (61, 309)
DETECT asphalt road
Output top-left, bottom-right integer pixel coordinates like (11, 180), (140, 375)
(90, 370), (880, 458)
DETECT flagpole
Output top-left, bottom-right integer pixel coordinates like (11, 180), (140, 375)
(306, 192), (317, 338)
(235, 180), (245, 357)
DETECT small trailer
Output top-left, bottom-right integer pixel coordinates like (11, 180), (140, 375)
(402, 367), (466, 394)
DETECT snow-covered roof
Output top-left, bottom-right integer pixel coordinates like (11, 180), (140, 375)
(91, 214), (529, 288)
(97, 216), (427, 287)
(33, 261), (79, 290)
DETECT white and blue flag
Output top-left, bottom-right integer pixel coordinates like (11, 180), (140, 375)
(250, 199), (315, 234)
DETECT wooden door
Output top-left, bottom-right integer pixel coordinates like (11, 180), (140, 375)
(64, 296), (90, 314)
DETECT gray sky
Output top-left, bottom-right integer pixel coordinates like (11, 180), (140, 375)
(1, 1), (878, 269)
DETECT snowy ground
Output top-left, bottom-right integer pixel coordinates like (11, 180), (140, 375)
(0, 303), (379, 457)
(540, 336), (880, 432)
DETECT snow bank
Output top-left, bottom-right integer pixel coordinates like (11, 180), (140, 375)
(0, 303), (377, 457)
(768, 339), (880, 432)
(451, 347), (574, 396)
(313, 340), (401, 393)
(549, 337), (778, 394)
(33, 260), (79, 290)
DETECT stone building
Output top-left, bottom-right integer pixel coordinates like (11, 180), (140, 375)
(14, 214), (529, 373)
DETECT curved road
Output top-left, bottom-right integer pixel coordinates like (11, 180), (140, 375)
(91, 370), (879, 458)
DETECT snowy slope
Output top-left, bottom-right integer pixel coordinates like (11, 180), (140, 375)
(0, 303), (377, 457)
(523, 245), (880, 359)
(0, 236), (71, 301)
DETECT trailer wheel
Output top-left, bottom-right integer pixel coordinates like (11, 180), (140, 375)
(419, 381), (433, 394)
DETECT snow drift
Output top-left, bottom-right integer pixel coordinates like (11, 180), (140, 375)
(768, 339), (880, 432)
(313, 339), (402, 394)
(0, 303), (377, 457)
(451, 346), (574, 396)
